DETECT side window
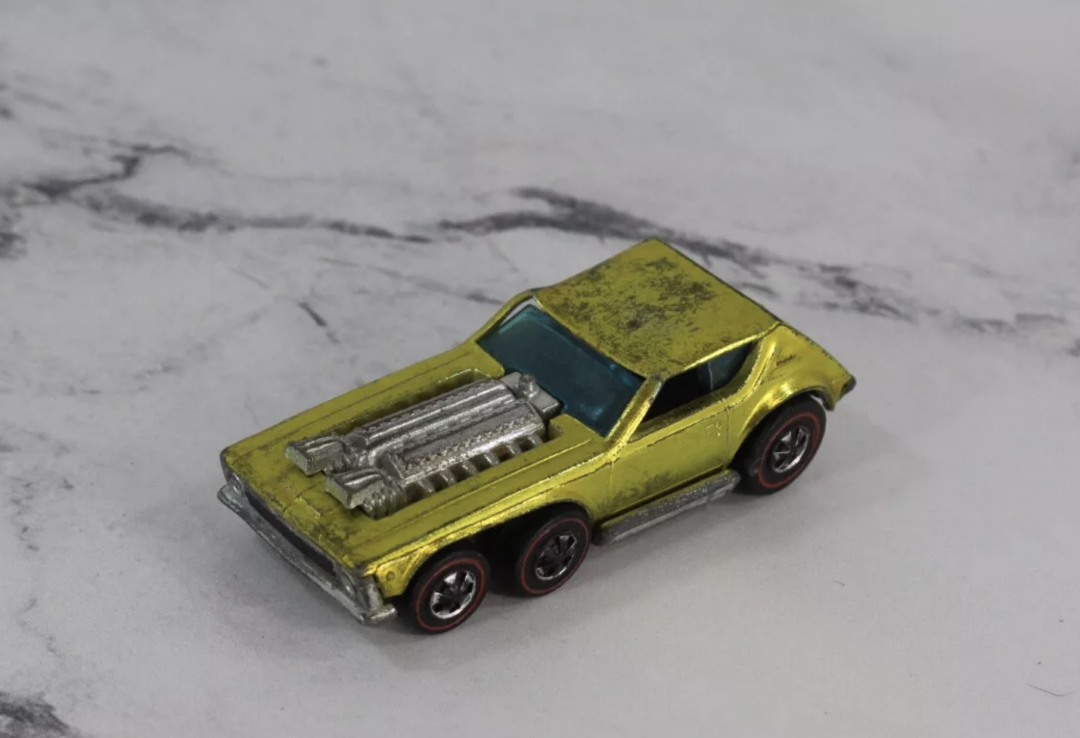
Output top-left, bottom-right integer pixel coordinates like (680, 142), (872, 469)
(640, 342), (756, 424)
(642, 365), (711, 422)
(704, 342), (754, 392)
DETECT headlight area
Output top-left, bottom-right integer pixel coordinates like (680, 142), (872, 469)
(216, 467), (397, 625)
(336, 564), (397, 623)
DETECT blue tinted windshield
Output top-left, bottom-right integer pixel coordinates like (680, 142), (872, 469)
(478, 305), (643, 436)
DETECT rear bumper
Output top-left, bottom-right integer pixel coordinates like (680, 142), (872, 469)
(840, 375), (857, 399)
(217, 480), (396, 625)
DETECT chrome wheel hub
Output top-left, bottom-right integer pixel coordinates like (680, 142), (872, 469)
(769, 425), (811, 474)
(429, 569), (477, 620)
(534, 532), (579, 581)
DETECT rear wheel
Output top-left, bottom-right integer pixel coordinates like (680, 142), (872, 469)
(405, 548), (490, 634)
(510, 507), (591, 596)
(737, 398), (826, 495)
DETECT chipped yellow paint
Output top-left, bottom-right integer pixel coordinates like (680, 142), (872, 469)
(220, 240), (854, 600)
(535, 239), (778, 378)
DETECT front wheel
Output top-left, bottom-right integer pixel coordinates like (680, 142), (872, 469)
(737, 398), (826, 495)
(405, 548), (490, 634)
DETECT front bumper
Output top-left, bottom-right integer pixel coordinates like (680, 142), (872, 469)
(217, 480), (397, 625)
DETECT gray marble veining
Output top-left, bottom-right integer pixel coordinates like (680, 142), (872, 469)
(2, 2), (1079, 736)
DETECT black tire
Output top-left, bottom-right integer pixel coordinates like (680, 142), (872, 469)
(510, 507), (591, 597)
(737, 398), (826, 495)
(405, 548), (490, 634)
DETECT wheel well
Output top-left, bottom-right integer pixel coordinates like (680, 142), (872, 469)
(737, 391), (826, 462)
(476, 501), (591, 548)
(517, 501), (591, 525)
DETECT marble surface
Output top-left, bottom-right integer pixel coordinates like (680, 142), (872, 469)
(2, 1), (1079, 736)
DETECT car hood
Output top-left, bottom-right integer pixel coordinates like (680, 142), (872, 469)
(221, 343), (595, 570)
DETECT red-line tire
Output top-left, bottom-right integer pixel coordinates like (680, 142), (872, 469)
(511, 508), (591, 597)
(737, 398), (827, 495)
(405, 549), (490, 634)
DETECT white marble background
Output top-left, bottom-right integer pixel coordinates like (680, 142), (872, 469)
(2, 1), (1079, 736)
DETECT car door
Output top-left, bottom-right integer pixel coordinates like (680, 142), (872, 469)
(604, 341), (760, 517)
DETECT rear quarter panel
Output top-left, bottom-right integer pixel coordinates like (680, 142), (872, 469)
(727, 324), (855, 452)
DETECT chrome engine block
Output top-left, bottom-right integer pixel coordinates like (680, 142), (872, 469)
(285, 373), (561, 519)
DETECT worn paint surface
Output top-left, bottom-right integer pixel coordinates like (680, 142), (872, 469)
(536, 239), (778, 378)
(220, 240), (855, 598)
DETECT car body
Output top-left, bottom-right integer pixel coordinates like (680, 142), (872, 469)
(218, 239), (856, 632)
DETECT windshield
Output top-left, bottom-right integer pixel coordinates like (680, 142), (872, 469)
(478, 304), (643, 436)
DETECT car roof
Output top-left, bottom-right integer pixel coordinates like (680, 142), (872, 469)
(534, 239), (778, 379)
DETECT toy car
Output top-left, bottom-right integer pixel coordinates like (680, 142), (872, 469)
(218, 239), (856, 633)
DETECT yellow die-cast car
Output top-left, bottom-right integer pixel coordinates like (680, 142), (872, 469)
(218, 239), (856, 633)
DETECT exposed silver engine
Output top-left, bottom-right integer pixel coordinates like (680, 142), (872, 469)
(285, 373), (561, 519)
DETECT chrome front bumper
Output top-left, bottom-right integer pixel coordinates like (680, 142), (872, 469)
(217, 481), (397, 625)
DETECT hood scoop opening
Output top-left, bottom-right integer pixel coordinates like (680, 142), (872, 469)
(285, 373), (560, 519)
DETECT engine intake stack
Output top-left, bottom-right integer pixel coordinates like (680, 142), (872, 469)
(285, 373), (560, 518)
